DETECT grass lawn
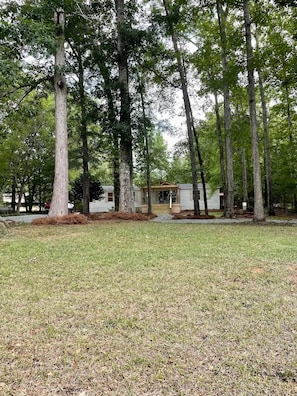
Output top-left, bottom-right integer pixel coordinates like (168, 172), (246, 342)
(0, 221), (296, 395)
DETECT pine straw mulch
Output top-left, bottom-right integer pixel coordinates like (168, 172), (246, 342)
(172, 210), (255, 220)
(172, 213), (217, 220)
(32, 212), (156, 226)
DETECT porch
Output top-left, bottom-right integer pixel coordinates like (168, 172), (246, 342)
(141, 182), (181, 214)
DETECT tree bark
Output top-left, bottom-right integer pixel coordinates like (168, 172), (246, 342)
(11, 176), (16, 213)
(49, 9), (68, 217)
(214, 92), (226, 212)
(115, 0), (134, 213)
(16, 183), (24, 214)
(258, 69), (275, 216)
(139, 82), (152, 215)
(216, 1), (234, 218)
(284, 84), (297, 210)
(254, 28), (274, 216)
(241, 148), (248, 205)
(76, 47), (90, 215)
(243, 0), (265, 222)
(192, 116), (208, 215)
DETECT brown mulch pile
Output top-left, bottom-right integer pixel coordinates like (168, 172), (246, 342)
(172, 210), (255, 220)
(172, 213), (216, 220)
(32, 212), (156, 225)
(88, 212), (156, 221)
(32, 213), (89, 225)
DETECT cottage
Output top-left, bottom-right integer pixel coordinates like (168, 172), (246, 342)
(90, 182), (220, 214)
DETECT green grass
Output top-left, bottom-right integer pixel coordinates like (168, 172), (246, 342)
(0, 222), (297, 395)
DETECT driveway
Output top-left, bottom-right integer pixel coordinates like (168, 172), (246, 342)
(150, 214), (253, 224)
(0, 214), (47, 224)
(150, 214), (297, 225)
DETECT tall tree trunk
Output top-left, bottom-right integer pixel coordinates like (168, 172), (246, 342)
(16, 184), (24, 214)
(216, 1), (234, 218)
(144, 131), (152, 215)
(258, 69), (275, 216)
(49, 9), (68, 217)
(139, 82), (152, 215)
(11, 176), (16, 213)
(243, 0), (265, 222)
(255, 29), (274, 216)
(284, 84), (297, 210)
(163, 0), (200, 215)
(76, 47), (90, 215)
(214, 92), (226, 213)
(241, 148), (248, 206)
(115, 0), (134, 213)
(192, 119), (208, 215)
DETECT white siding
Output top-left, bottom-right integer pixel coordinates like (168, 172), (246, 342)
(178, 184), (220, 211)
(89, 186), (141, 213)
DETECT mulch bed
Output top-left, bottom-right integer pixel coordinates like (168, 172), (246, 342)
(172, 213), (217, 220)
(32, 212), (156, 225)
(172, 209), (257, 220)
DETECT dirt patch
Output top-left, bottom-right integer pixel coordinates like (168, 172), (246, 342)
(251, 267), (265, 274)
(287, 264), (297, 284)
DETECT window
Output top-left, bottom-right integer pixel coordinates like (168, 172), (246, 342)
(107, 192), (113, 202)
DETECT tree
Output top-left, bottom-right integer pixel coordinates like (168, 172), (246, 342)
(49, 8), (68, 217)
(216, 1), (235, 218)
(161, 0), (201, 215)
(0, 93), (55, 213)
(255, 27), (275, 216)
(243, 0), (265, 222)
(115, 0), (135, 213)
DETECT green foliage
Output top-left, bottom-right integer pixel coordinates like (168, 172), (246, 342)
(0, 92), (55, 207)
(134, 129), (170, 186)
(167, 154), (192, 184)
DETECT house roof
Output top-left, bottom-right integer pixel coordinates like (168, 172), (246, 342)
(143, 184), (178, 190)
(177, 184), (192, 190)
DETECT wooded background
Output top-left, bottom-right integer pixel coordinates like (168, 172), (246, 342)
(0, 0), (296, 220)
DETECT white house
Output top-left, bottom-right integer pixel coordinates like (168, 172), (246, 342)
(90, 182), (220, 214)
